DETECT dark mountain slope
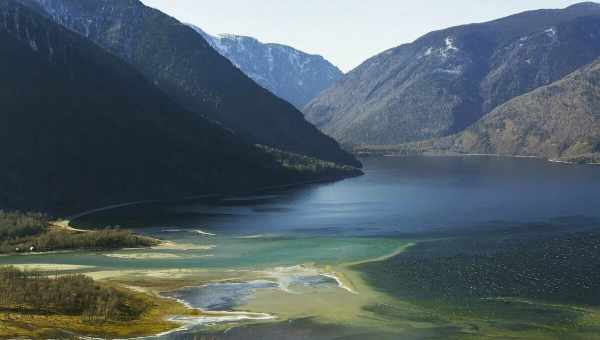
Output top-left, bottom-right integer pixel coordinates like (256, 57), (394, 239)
(190, 26), (343, 109)
(305, 2), (600, 146)
(0, 0), (359, 213)
(20, 0), (359, 167)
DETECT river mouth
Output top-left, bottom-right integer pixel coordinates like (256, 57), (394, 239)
(155, 266), (360, 334)
(3, 157), (600, 339)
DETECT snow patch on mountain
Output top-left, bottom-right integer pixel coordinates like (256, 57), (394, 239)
(440, 37), (459, 58)
(545, 27), (557, 37)
(188, 24), (343, 109)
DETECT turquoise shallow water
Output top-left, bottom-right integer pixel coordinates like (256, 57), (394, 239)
(0, 236), (404, 270)
(3, 156), (600, 339)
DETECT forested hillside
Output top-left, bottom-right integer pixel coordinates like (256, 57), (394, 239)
(20, 0), (359, 167)
(0, 0), (361, 213)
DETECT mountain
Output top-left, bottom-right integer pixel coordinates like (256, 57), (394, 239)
(447, 59), (600, 163)
(305, 2), (600, 146)
(356, 59), (600, 163)
(190, 26), (343, 109)
(0, 0), (359, 213)
(19, 0), (359, 168)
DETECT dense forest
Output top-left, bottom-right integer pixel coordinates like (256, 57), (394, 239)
(0, 0), (361, 215)
(259, 145), (363, 178)
(0, 211), (47, 241)
(0, 267), (148, 322)
(0, 211), (157, 254)
(17, 0), (360, 168)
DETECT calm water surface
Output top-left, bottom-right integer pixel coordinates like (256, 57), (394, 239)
(83, 156), (600, 237)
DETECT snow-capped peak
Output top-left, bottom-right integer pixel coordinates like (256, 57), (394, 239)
(185, 23), (343, 108)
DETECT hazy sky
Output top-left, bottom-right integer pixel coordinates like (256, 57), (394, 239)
(141, 0), (584, 72)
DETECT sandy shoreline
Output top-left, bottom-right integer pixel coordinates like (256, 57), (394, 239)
(0, 242), (414, 338)
(549, 158), (600, 166)
(0, 221), (415, 338)
(9, 263), (96, 271)
(152, 241), (216, 251)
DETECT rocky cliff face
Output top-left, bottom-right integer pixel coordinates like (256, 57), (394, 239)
(19, 0), (359, 167)
(190, 26), (342, 109)
(305, 3), (600, 146)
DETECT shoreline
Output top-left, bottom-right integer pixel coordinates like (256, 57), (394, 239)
(11, 173), (363, 258)
(154, 292), (276, 337)
(0, 239), (416, 338)
(322, 242), (417, 296)
(0, 278), (202, 339)
(1, 191), (416, 339)
(1, 239), (211, 257)
(357, 152), (600, 166)
(548, 158), (600, 166)
(0, 219), (166, 257)
(0, 218), (165, 257)
(344, 242), (416, 267)
(108, 242), (415, 337)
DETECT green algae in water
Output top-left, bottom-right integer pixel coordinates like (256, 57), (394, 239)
(353, 229), (600, 339)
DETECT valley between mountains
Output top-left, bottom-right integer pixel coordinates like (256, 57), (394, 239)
(2, 1), (600, 339)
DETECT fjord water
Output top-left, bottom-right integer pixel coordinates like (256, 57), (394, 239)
(83, 155), (600, 238)
(3, 156), (600, 339)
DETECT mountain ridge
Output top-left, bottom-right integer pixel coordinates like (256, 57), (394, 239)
(19, 0), (360, 168)
(355, 58), (600, 164)
(305, 2), (600, 147)
(448, 58), (600, 162)
(0, 0), (360, 213)
(189, 25), (343, 109)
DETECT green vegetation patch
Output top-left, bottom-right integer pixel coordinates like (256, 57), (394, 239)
(0, 211), (47, 242)
(0, 266), (147, 322)
(258, 145), (363, 177)
(0, 267), (198, 338)
(0, 211), (158, 254)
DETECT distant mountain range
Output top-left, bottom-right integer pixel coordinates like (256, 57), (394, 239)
(190, 26), (343, 109)
(0, 0), (360, 213)
(305, 2), (600, 161)
(20, 0), (359, 168)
